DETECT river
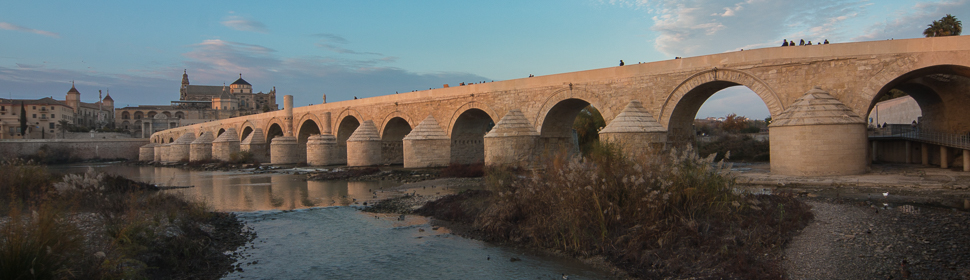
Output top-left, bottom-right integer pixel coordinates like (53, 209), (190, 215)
(51, 163), (616, 279)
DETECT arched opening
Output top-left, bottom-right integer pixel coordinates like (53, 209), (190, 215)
(381, 117), (411, 165)
(162, 111), (172, 118)
(217, 128), (226, 137)
(298, 120), (321, 163)
(122, 112), (130, 119)
(451, 109), (494, 164)
(241, 126), (254, 141)
(539, 98), (603, 158)
(266, 123), (285, 159)
(670, 84), (770, 162)
(147, 111), (157, 119)
(175, 112), (185, 119)
(336, 117), (361, 164)
(168, 137), (174, 143)
(134, 111), (144, 120)
(866, 65), (970, 167)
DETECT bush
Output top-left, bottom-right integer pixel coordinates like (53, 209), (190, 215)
(0, 159), (56, 210)
(0, 203), (84, 280)
(475, 145), (811, 279)
(697, 134), (769, 162)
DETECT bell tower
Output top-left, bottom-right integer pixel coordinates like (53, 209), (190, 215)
(180, 69), (189, 100)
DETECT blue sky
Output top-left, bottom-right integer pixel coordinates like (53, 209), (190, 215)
(1, 0), (966, 119)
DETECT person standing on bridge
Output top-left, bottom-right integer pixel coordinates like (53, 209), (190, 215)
(619, 60), (625, 66)
(782, 39), (789, 46)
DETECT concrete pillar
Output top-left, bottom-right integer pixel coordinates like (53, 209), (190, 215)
(941, 146), (949, 169)
(212, 128), (240, 162)
(190, 131), (215, 162)
(964, 150), (970, 172)
(922, 143), (929, 166)
(598, 100), (667, 159)
(768, 87), (867, 176)
(403, 115), (451, 168)
(306, 134), (339, 166)
(241, 128), (269, 164)
(483, 110), (539, 167)
(270, 136), (299, 165)
(905, 141), (912, 164)
(139, 143), (156, 162)
(346, 120), (381, 166)
(169, 132), (196, 163)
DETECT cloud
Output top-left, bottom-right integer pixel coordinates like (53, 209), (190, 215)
(854, 0), (970, 41)
(310, 33), (349, 44)
(221, 16), (268, 33)
(178, 39), (487, 106)
(607, 0), (868, 56)
(0, 22), (59, 38)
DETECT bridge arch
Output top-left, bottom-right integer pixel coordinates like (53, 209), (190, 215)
(660, 68), (783, 144)
(447, 102), (498, 138)
(380, 114), (413, 165)
(865, 63), (970, 134)
(263, 117), (286, 142)
(378, 111), (413, 137)
(334, 111), (363, 165)
(533, 87), (611, 133)
(239, 120), (257, 140)
(295, 113), (324, 137)
(449, 102), (497, 164)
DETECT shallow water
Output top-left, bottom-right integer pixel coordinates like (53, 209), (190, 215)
(50, 164), (616, 279)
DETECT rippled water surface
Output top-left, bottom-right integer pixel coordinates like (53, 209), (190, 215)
(51, 164), (616, 279)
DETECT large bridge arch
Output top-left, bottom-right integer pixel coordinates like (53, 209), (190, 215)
(380, 114), (413, 165)
(334, 109), (364, 165)
(448, 102), (498, 164)
(240, 120), (258, 140)
(263, 117), (286, 142)
(533, 87), (612, 132)
(660, 68), (783, 144)
(295, 113), (324, 139)
(377, 111), (414, 137)
(865, 63), (970, 134)
(447, 102), (498, 138)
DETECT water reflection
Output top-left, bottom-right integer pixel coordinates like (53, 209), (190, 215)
(48, 164), (402, 212)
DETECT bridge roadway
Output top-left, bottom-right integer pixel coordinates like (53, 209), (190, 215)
(144, 36), (970, 176)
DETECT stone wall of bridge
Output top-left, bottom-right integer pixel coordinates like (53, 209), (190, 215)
(146, 36), (970, 175)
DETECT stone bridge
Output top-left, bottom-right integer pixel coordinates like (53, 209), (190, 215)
(144, 36), (970, 176)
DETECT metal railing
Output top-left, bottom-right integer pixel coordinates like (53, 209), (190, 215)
(869, 126), (970, 150)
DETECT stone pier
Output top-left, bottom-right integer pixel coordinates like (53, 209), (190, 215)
(307, 134), (339, 166)
(241, 128), (268, 163)
(403, 115), (451, 168)
(347, 120), (381, 166)
(212, 128), (240, 162)
(483, 110), (539, 167)
(168, 132), (196, 163)
(769, 87), (867, 176)
(190, 131), (215, 162)
(139, 143), (156, 162)
(598, 100), (667, 159)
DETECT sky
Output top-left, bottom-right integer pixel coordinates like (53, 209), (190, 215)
(1, 0), (967, 120)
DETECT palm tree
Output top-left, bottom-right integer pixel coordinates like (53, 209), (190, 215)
(924, 14), (962, 37)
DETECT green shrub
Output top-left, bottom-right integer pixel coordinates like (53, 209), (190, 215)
(697, 134), (769, 162)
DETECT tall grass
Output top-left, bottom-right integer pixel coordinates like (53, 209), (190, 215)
(0, 204), (83, 279)
(476, 142), (812, 279)
(0, 161), (249, 279)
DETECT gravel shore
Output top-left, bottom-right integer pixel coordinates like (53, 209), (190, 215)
(783, 198), (970, 280)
